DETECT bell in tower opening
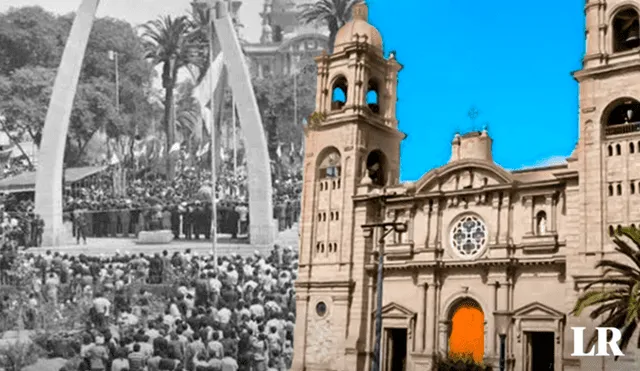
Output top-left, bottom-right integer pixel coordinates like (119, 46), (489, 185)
(365, 150), (387, 186)
(613, 8), (640, 52)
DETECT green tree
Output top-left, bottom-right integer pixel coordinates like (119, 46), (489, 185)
(299, 0), (359, 53)
(572, 226), (640, 358)
(142, 15), (200, 179)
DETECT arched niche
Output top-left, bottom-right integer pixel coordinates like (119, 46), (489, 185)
(612, 7), (640, 53)
(447, 297), (485, 364)
(317, 147), (341, 180)
(330, 75), (348, 111)
(366, 78), (381, 114)
(365, 149), (387, 186)
(536, 210), (547, 235)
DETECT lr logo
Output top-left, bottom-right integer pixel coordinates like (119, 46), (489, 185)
(570, 327), (625, 357)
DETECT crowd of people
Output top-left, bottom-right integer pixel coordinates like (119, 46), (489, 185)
(1, 244), (298, 371)
(0, 165), (302, 248)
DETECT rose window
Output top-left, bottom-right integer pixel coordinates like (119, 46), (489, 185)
(450, 215), (487, 258)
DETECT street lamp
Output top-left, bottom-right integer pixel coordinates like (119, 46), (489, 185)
(493, 310), (513, 371)
(362, 220), (408, 371)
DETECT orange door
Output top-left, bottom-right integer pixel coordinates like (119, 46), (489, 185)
(448, 304), (485, 363)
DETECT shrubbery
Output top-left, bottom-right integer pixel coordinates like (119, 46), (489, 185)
(434, 354), (493, 371)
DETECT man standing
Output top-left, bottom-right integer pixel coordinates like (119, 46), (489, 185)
(92, 292), (111, 330)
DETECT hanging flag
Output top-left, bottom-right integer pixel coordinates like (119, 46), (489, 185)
(196, 142), (210, 157)
(220, 146), (226, 160)
(289, 142), (295, 157)
(169, 142), (181, 154)
(276, 143), (282, 158)
(109, 153), (120, 165)
(299, 143), (304, 157)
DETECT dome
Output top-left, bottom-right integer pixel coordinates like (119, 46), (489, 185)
(333, 2), (382, 54)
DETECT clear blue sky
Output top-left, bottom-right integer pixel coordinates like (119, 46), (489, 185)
(367, 0), (584, 181)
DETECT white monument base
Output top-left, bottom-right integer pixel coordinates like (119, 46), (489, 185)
(63, 221), (74, 240)
(249, 219), (277, 246)
(136, 230), (174, 245)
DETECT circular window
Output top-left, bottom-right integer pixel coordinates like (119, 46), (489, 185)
(450, 215), (487, 258)
(316, 301), (327, 317)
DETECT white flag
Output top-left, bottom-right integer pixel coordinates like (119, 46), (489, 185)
(169, 142), (181, 154)
(289, 142), (295, 156)
(109, 153), (120, 165)
(276, 143), (282, 158)
(196, 142), (210, 157)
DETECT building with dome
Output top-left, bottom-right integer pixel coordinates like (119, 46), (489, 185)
(243, 0), (329, 77)
(291, 1), (640, 371)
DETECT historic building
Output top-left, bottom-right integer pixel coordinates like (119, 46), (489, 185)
(292, 1), (640, 371)
(242, 0), (328, 77)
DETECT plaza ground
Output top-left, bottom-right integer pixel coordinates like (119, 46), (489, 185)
(30, 226), (299, 257)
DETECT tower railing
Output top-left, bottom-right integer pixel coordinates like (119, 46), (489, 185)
(605, 121), (640, 136)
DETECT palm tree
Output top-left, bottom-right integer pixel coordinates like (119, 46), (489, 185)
(299, 0), (360, 53)
(572, 226), (640, 358)
(141, 15), (200, 179)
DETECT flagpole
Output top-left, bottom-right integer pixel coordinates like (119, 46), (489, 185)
(232, 94), (237, 189)
(293, 59), (298, 130)
(208, 4), (218, 269)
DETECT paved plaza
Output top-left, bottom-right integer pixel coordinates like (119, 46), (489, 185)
(31, 226), (299, 257)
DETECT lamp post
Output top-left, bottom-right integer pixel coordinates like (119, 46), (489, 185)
(362, 220), (408, 371)
(493, 310), (513, 371)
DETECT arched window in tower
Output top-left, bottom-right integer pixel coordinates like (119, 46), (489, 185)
(331, 76), (348, 110)
(631, 182), (636, 194)
(366, 79), (380, 114)
(617, 183), (623, 195)
(536, 211), (547, 235)
(616, 144), (622, 155)
(609, 184), (614, 196)
(602, 98), (640, 136)
(366, 150), (387, 186)
(609, 225), (615, 236)
(608, 145), (613, 156)
(631, 142), (635, 153)
(318, 148), (341, 180)
(613, 8), (640, 53)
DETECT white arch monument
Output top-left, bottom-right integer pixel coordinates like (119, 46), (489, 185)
(35, 0), (275, 246)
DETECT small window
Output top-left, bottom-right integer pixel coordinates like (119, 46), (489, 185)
(609, 184), (614, 196)
(608, 145), (613, 156)
(632, 182), (636, 194)
(616, 144), (622, 155)
(609, 225), (615, 236)
(316, 301), (327, 317)
(617, 184), (622, 195)
(335, 212), (340, 220)
(617, 225), (623, 234)
(631, 142), (636, 153)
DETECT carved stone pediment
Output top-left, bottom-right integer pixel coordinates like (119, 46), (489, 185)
(513, 301), (565, 320)
(415, 159), (514, 193)
(373, 302), (416, 320)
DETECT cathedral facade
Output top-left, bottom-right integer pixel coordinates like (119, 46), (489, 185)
(292, 1), (640, 371)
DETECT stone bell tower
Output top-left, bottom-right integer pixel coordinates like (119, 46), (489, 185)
(292, 2), (404, 370)
(569, 1), (640, 369)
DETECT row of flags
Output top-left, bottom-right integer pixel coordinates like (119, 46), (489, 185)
(110, 136), (304, 166)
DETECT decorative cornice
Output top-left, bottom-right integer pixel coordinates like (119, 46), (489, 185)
(364, 256), (566, 271)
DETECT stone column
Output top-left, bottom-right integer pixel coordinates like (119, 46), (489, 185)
(529, 196), (535, 234)
(425, 283), (437, 353)
(491, 193), (500, 245)
(417, 282), (427, 352)
(438, 320), (450, 354)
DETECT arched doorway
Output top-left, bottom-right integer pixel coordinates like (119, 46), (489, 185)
(448, 298), (485, 363)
